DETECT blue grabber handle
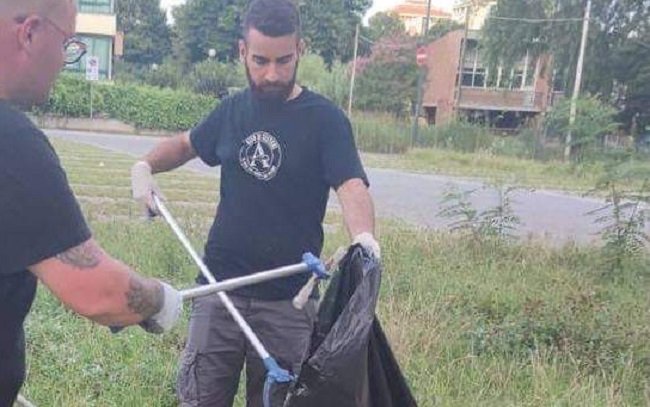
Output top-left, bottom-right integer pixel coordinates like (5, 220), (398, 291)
(302, 252), (328, 280)
(263, 357), (295, 407)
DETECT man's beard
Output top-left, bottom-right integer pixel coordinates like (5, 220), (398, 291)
(245, 61), (298, 104)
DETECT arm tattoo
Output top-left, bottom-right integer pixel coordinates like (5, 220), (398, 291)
(56, 241), (100, 269)
(126, 277), (164, 318)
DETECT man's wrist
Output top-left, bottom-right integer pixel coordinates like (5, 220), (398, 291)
(140, 281), (182, 334)
(352, 232), (380, 259)
(133, 160), (152, 173)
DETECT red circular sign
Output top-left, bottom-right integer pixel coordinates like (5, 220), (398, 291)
(416, 47), (427, 66)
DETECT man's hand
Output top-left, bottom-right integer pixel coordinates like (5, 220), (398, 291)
(139, 281), (183, 334)
(352, 232), (380, 259)
(131, 161), (162, 214)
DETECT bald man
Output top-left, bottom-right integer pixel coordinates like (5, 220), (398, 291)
(0, 1), (182, 404)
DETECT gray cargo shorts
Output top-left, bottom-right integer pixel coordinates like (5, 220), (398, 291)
(176, 293), (317, 407)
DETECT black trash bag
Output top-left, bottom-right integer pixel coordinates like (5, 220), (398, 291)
(284, 245), (418, 407)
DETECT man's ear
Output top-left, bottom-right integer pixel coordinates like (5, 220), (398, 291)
(16, 16), (42, 51)
(238, 39), (246, 63)
(298, 39), (306, 56)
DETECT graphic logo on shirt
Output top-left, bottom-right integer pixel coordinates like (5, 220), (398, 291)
(239, 131), (282, 181)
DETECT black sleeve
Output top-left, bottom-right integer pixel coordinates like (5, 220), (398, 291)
(189, 104), (225, 167)
(320, 107), (369, 190)
(0, 127), (91, 275)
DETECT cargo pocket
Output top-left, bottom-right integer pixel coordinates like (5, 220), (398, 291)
(176, 350), (199, 407)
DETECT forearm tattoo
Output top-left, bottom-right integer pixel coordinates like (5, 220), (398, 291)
(56, 241), (100, 269)
(126, 277), (164, 318)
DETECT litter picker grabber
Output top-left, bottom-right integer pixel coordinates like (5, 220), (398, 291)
(151, 194), (328, 407)
(180, 261), (325, 301)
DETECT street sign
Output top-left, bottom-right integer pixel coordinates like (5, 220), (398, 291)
(416, 46), (427, 66)
(86, 56), (100, 81)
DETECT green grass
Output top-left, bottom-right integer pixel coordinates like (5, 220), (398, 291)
(361, 148), (603, 192)
(17, 138), (650, 406)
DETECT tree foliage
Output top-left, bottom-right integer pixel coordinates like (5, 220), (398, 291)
(482, 0), (650, 130)
(297, 54), (349, 107)
(355, 35), (418, 116)
(171, 0), (371, 67)
(545, 95), (619, 160)
(366, 11), (405, 42)
(172, 0), (246, 64)
(116, 0), (172, 65)
(299, 0), (371, 66)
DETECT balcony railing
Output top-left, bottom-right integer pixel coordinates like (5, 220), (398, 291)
(458, 87), (545, 112)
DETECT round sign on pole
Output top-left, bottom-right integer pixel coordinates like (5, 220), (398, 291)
(416, 46), (427, 66)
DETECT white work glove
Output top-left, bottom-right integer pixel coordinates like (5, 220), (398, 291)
(131, 160), (162, 215)
(139, 282), (183, 334)
(352, 232), (381, 260)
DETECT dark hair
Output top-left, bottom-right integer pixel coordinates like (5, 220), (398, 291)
(242, 0), (301, 39)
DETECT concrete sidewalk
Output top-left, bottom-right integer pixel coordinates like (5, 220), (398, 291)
(30, 114), (176, 138)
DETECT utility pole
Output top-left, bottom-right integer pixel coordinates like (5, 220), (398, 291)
(348, 24), (360, 117)
(453, 2), (472, 119)
(564, 0), (592, 161)
(410, 0), (433, 146)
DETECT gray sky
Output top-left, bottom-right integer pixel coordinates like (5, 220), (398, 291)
(159, 0), (456, 23)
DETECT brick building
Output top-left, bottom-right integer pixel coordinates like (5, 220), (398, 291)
(421, 29), (560, 129)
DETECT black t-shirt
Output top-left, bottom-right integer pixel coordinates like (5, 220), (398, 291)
(0, 100), (90, 404)
(191, 88), (368, 300)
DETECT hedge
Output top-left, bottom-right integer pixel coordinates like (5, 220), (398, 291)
(39, 74), (217, 131)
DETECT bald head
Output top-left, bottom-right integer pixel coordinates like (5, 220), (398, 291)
(0, 0), (74, 20)
(0, 0), (77, 105)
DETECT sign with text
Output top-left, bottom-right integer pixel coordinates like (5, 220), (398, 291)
(86, 56), (100, 81)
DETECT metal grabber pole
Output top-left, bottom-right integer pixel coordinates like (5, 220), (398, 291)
(152, 194), (327, 407)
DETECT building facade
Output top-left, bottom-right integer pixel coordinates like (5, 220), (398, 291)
(452, 0), (497, 30)
(421, 30), (558, 129)
(66, 0), (120, 79)
(390, 0), (452, 36)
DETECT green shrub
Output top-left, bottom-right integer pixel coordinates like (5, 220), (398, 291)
(545, 95), (620, 162)
(185, 60), (246, 98)
(298, 54), (349, 108)
(101, 83), (216, 131)
(46, 74), (104, 117)
(39, 74), (217, 131)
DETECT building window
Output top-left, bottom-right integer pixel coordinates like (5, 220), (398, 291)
(462, 67), (486, 87)
(77, 0), (114, 14)
(65, 35), (112, 79)
(461, 67), (474, 86)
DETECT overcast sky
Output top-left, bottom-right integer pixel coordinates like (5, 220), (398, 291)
(159, 0), (456, 23)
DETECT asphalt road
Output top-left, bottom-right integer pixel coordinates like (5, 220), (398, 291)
(46, 129), (610, 245)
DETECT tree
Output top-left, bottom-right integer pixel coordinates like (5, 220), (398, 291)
(481, 0), (650, 130)
(299, 0), (372, 67)
(117, 0), (172, 65)
(172, 0), (246, 64)
(355, 35), (419, 116)
(545, 95), (619, 161)
(172, 0), (371, 67)
(611, 30), (650, 136)
(366, 11), (405, 42)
